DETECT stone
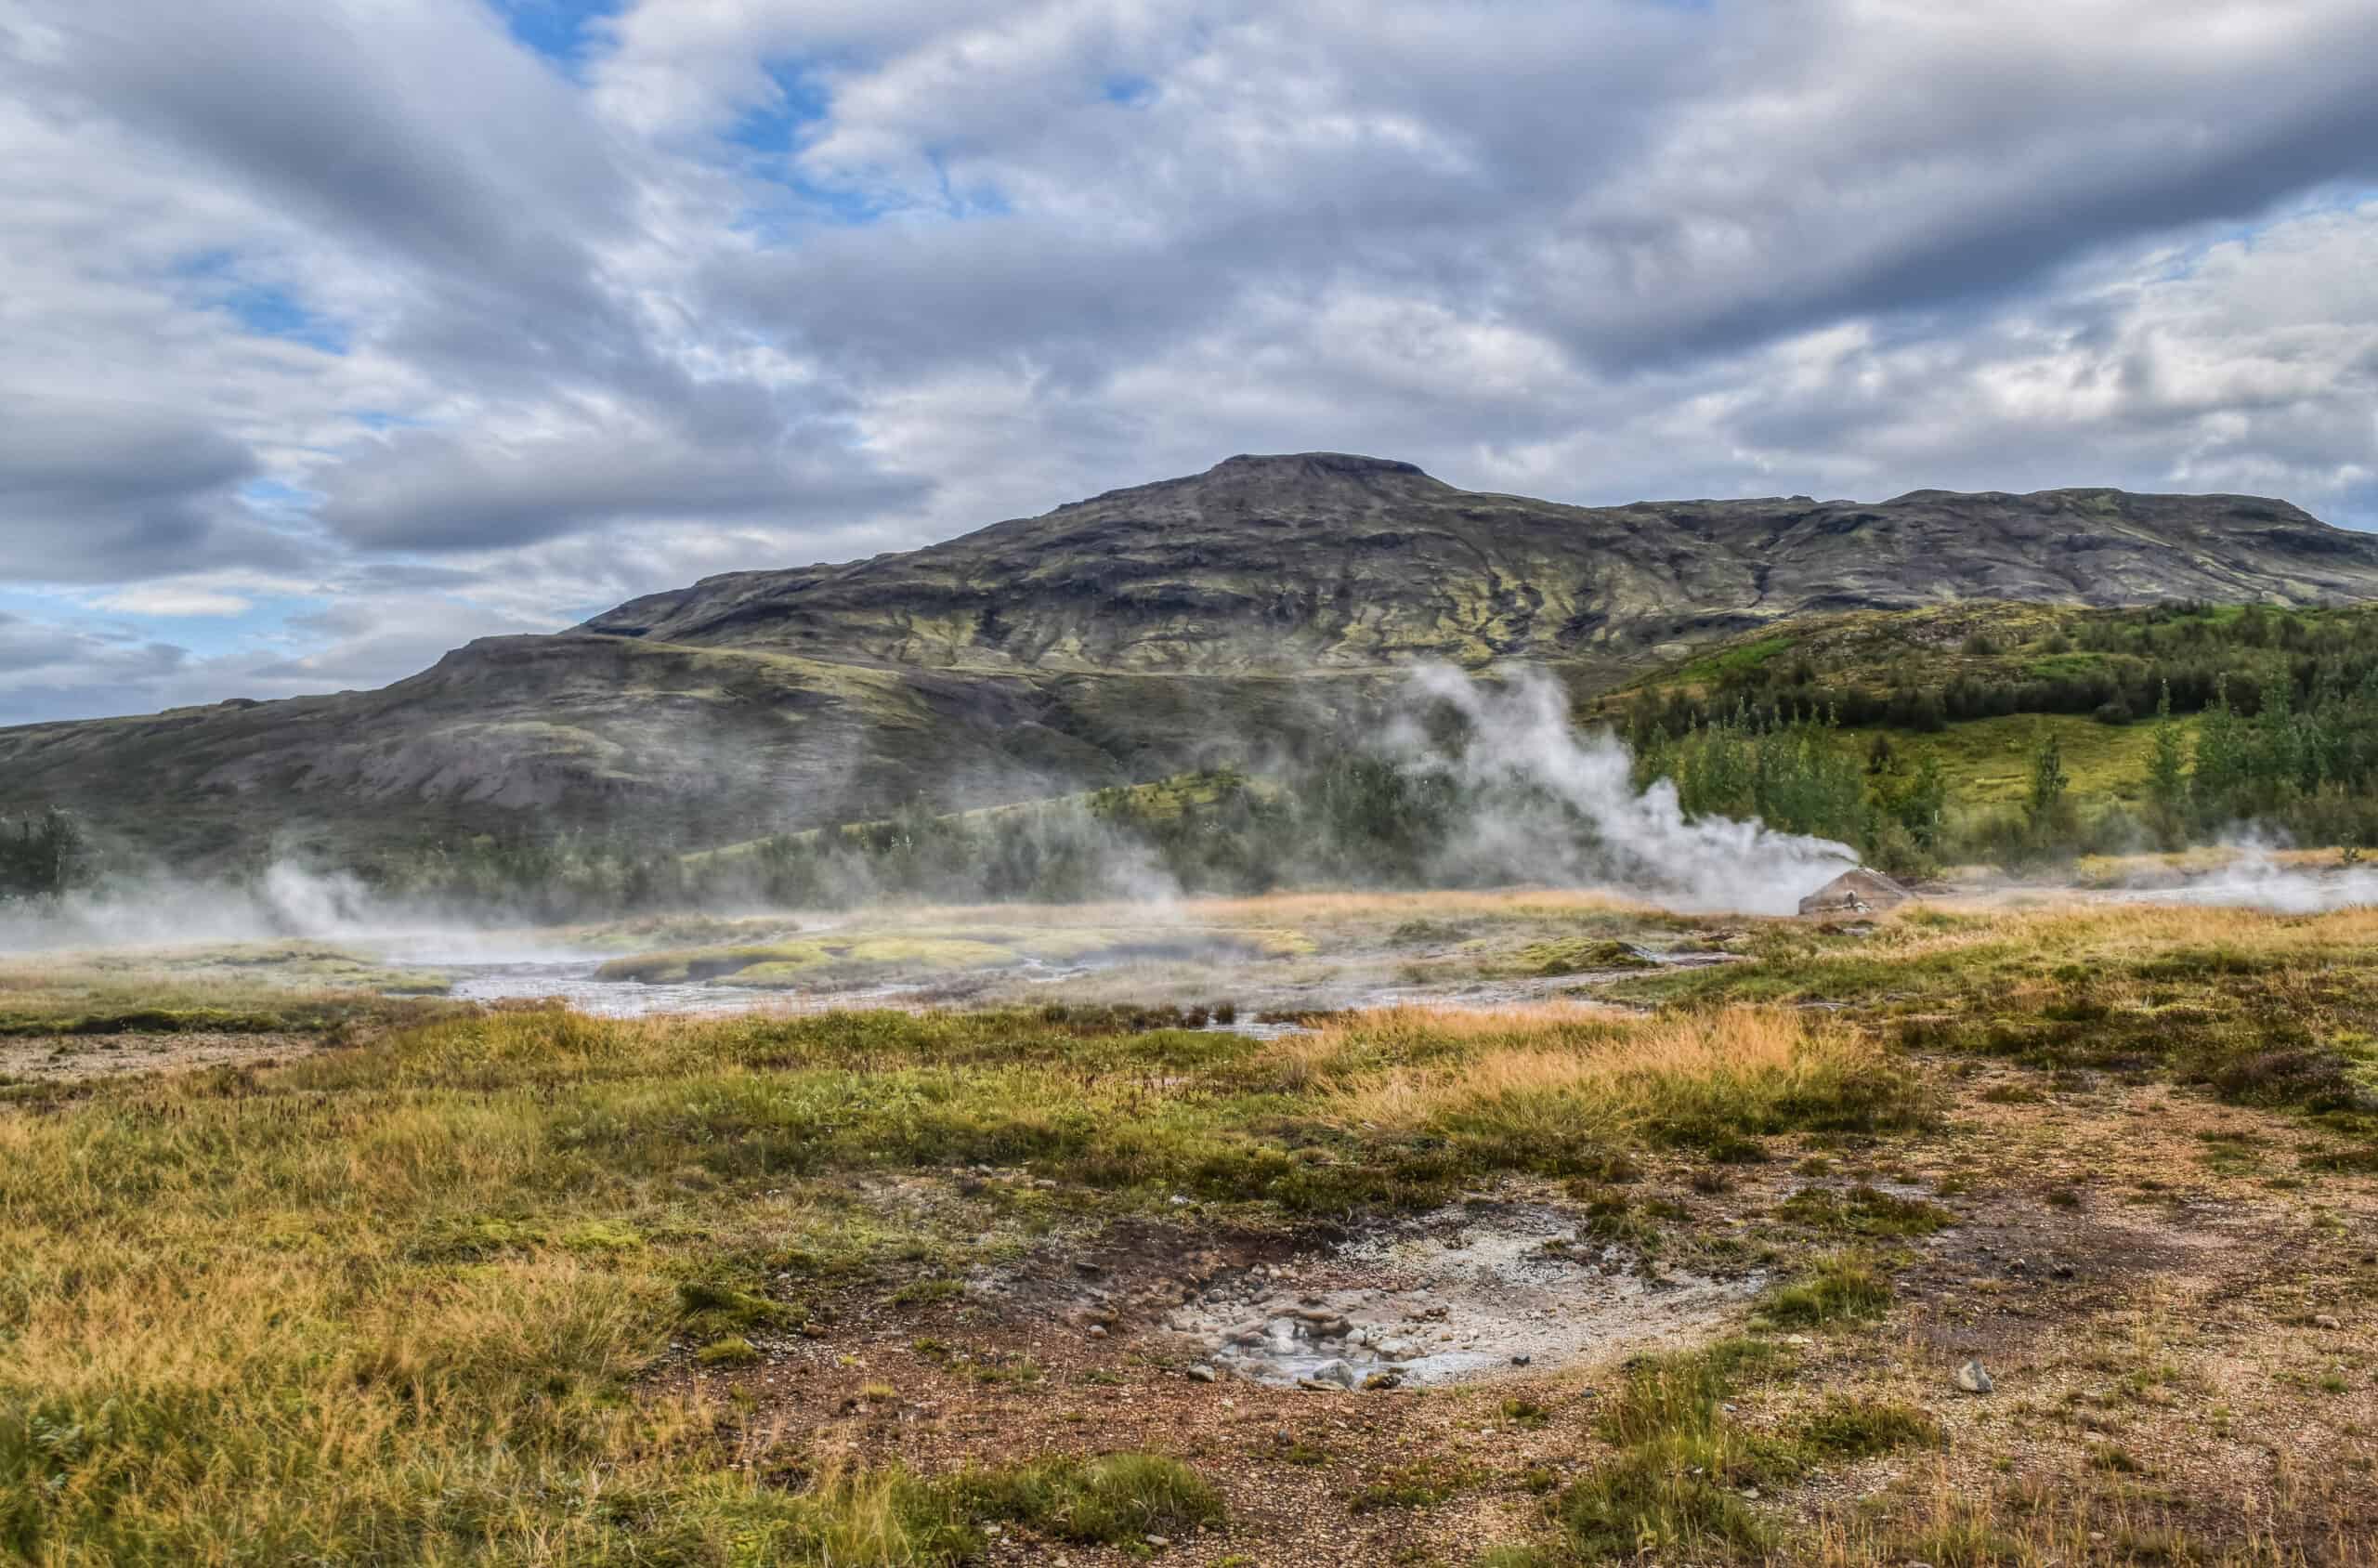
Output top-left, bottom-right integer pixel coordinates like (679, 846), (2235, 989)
(2313, 1313), (2343, 1329)
(1185, 1364), (1218, 1383)
(1086, 1325), (1107, 1339)
(1954, 1357), (1994, 1394)
(1797, 868), (1915, 918)
(1306, 1358), (1361, 1389)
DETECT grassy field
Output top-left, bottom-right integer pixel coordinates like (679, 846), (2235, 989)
(2, 893), (2374, 1563)
(1838, 712), (2189, 808)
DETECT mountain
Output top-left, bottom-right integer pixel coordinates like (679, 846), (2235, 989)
(584, 454), (2378, 673)
(7, 452), (2378, 866)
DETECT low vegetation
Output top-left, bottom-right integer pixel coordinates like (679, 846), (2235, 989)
(4, 891), (2375, 1562)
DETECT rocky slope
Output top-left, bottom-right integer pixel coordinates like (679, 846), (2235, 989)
(585, 453), (2378, 674)
(7, 453), (2377, 865)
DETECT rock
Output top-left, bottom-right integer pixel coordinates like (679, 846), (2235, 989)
(1086, 1325), (1107, 1339)
(1185, 1364), (1218, 1383)
(2313, 1313), (2342, 1329)
(1797, 868), (1915, 918)
(1306, 1358), (1361, 1390)
(1144, 1535), (1170, 1548)
(1954, 1357), (1994, 1394)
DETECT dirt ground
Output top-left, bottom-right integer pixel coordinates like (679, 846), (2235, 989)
(0, 1027), (314, 1083)
(665, 1062), (2378, 1566)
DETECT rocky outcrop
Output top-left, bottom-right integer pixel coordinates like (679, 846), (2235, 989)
(1797, 869), (1916, 918)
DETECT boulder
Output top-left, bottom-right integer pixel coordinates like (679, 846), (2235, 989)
(1797, 868), (1914, 918)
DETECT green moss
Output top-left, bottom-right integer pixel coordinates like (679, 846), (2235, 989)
(1502, 937), (1656, 976)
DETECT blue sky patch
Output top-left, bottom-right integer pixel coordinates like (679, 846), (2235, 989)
(490, 0), (618, 72)
(1102, 75), (1157, 108)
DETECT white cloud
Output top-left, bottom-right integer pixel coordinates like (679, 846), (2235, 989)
(91, 586), (255, 618)
(2, 0), (2376, 724)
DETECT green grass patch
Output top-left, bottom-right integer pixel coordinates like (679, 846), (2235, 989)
(1755, 1250), (1894, 1327)
(953, 1453), (1223, 1543)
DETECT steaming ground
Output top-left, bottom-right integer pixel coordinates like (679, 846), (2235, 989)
(8, 852), (2375, 1038)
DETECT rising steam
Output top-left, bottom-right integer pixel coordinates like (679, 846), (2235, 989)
(1394, 665), (1860, 915)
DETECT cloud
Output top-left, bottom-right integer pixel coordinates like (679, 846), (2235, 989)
(0, 394), (303, 581)
(91, 586), (255, 619)
(2, 0), (2376, 725)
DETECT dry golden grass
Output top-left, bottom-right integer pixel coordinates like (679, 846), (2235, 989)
(780, 884), (1659, 933)
(1314, 1004), (1919, 1148)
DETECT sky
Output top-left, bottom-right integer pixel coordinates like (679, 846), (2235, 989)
(2, 0), (2376, 725)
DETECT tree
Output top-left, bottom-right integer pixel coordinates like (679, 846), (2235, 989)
(0, 807), (85, 901)
(2190, 676), (2244, 826)
(2024, 725), (2071, 841)
(2146, 681), (2189, 846)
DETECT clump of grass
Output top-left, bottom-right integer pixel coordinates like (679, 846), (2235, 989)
(2087, 1442), (2146, 1473)
(1498, 1397), (1551, 1431)
(954, 1453), (1223, 1543)
(1350, 1458), (1484, 1513)
(1797, 1396), (1941, 1458)
(1755, 1251), (1894, 1327)
(1775, 1183), (1954, 1237)
(676, 1276), (794, 1336)
(1555, 1339), (1794, 1561)
(695, 1336), (760, 1368)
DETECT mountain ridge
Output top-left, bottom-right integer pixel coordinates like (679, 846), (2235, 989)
(7, 453), (2378, 866)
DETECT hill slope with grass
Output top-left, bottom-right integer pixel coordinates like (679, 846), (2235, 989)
(1602, 599), (2378, 864)
(6, 455), (2377, 870)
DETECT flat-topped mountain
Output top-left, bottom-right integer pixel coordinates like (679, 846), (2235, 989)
(584, 453), (2378, 673)
(7, 454), (2377, 865)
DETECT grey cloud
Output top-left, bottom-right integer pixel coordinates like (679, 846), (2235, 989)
(0, 394), (303, 581)
(317, 415), (932, 551)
